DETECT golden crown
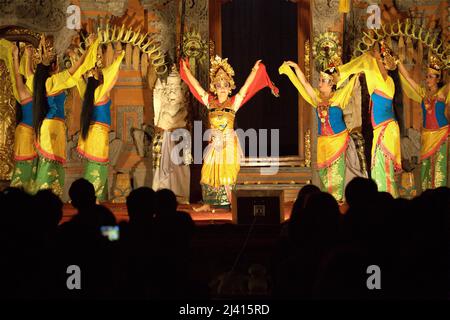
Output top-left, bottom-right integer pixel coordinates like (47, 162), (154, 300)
(209, 55), (236, 93)
(38, 34), (56, 66)
(428, 54), (443, 76)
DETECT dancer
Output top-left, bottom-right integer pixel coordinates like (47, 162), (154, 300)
(32, 34), (99, 197)
(0, 40), (37, 193)
(76, 46), (125, 200)
(398, 55), (449, 189)
(336, 41), (402, 197)
(280, 57), (367, 201)
(180, 56), (279, 211)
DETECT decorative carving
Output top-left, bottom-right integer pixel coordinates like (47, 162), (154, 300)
(0, 60), (16, 180)
(352, 20), (448, 69)
(312, 32), (342, 71)
(304, 129), (311, 168)
(79, 0), (128, 17)
(305, 39), (311, 81)
(69, 20), (167, 75)
(152, 66), (191, 168)
(183, 29), (208, 73)
(0, 0), (67, 32)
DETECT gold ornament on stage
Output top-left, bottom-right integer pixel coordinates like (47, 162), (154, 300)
(312, 32), (342, 72)
(313, 32), (342, 85)
(353, 20), (448, 70)
(182, 30), (208, 65)
(67, 19), (167, 75)
(209, 55), (236, 94)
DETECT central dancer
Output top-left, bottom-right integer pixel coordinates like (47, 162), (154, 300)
(180, 56), (279, 212)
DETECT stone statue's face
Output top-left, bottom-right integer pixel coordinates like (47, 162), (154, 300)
(163, 79), (186, 107)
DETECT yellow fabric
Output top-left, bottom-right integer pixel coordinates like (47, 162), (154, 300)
(14, 124), (36, 160)
(95, 51), (125, 103)
(339, 0), (351, 13)
(421, 125), (449, 160)
(337, 52), (395, 98)
(372, 120), (401, 169)
(399, 73), (424, 103)
(77, 122), (110, 162)
(26, 38), (101, 95)
(399, 74), (450, 104)
(36, 118), (66, 163)
(279, 63), (316, 107)
(0, 39), (20, 101)
(201, 108), (241, 188)
(279, 62), (358, 109)
(69, 38), (100, 84)
(317, 130), (349, 167)
(76, 51), (124, 103)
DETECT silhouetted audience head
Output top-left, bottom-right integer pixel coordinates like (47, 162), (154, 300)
(35, 189), (63, 229)
(289, 192), (340, 249)
(126, 187), (155, 223)
(155, 189), (178, 217)
(69, 178), (96, 210)
(345, 177), (378, 209)
(292, 184), (321, 215)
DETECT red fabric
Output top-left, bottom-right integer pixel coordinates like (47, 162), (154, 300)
(239, 63), (279, 109)
(180, 59), (279, 108)
(179, 58), (209, 105)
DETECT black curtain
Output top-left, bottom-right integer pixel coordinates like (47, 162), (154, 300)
(222, 0), (298, 156)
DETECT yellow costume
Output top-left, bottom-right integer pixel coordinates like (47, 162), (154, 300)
(399, 73), (450, 189)
(280, 63), (365, 200)
(338, 52), (401, 197)
(76, 51), (125, 200)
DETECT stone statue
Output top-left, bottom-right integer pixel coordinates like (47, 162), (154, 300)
(152, 66), (191, 204)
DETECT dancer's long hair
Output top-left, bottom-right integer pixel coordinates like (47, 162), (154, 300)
(32, 63), (51, 135)
(80, 76), (100, 140)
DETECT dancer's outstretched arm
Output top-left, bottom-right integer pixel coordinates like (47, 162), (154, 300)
(180, 58), (209, 105)
(12, 44), (32, 102)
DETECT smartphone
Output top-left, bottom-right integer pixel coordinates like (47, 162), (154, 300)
(100, 225), (120, 241)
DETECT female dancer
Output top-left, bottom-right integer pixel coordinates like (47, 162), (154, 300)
(398, 55), (449, 189)
(76, 47), (125, 200)
(32, 34), (99, 197)
(0, 41), (36, 193)
(279, 59), (366, 201)
(180, 55), (279, 211)
(336, 41), (402, 197)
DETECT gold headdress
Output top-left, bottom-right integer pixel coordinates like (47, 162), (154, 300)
(428, 54), (443, 77)
(209, 55), (236, 93)
(379, 39), (397, 70)
(38, 34), (56, 66)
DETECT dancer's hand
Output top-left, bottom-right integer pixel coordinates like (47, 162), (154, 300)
(252, 59), (262, 72)
(12, 44), (19, 59)
(285, 60), (299, 69)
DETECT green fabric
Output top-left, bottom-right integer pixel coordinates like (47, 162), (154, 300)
(371, 146), (399, 198)
(35, 157), (65, 197)
(421, 140), (448, 191)
(10, 158), (38, 194)
(318, 151), (346, 201)
(84, 160), (108, 201)
(201, 183), (231, 206)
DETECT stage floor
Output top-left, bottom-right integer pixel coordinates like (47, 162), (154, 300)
(62, 202), (295, 225)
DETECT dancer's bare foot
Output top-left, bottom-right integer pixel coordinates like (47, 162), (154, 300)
(192, 203), (212, 212)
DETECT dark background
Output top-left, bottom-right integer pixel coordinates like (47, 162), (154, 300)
(222, 0), (299, 157)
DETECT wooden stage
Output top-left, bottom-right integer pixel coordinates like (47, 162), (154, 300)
(62, 202), (295, 225)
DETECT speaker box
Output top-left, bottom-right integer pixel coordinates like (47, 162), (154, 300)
(232, 189), (285, 225)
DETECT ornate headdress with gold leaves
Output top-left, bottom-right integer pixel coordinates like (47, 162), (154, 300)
(37, 34), (56, 66)
(428, 54), (443, 77)
(379, 40), (397, 70)
(320, 54), (342, 85)
(209, 55), (236, 93)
